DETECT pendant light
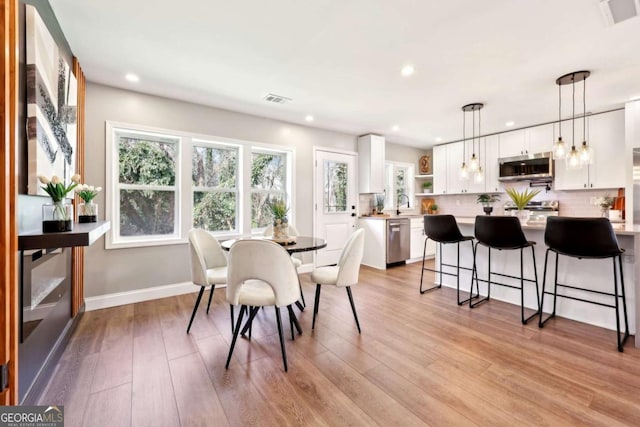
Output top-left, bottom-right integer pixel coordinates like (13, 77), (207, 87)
(555, 71), (590, 171)
(474, 106), (484, 183)
(461, 103), (484, 182)
(579, 75), (593, 165)
(460, 106), (469, 181)
(552, 81), (566, 159)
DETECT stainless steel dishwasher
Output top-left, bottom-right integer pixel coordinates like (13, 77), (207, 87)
(386, 218), (410, 264)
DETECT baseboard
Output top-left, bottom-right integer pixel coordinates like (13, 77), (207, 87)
(85, 264), (316, 311)
(84, 281), (204, 311)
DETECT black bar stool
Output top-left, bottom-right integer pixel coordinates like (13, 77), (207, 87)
(419, 215), (477, 305)
(470, 216), (540, 324)
(539, 217), (629, 352)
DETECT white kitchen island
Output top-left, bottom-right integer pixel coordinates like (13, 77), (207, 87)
(432, 216), (640, 348)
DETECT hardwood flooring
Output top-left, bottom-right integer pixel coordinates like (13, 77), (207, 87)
(38, 261), (640, 426)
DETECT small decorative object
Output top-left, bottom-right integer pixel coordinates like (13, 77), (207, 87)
(421, 198), (434, 214)
(476, 193), (500, 215)
(419, 155), (432, 174)
(429, 204), (439, 214)
(421, 181), (433, 193)
(505, 187), (540, 224)
(596, 196), (613, 218)
(76, 183), (102, 223)
(39, 173), (80, 232)
(269, 198), (290, 240)
(374, 194), (385, 214)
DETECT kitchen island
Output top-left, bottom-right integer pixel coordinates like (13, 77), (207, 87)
(432, 216), (640, 347)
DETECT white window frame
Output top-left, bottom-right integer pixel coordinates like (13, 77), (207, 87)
(106, 121), (295, 248)
(384, 161), (415, 211)
(249, 146), (294, 234)
(191, 139), (241, 235)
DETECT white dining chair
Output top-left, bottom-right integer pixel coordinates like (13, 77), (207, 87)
(225, 239), (301, 372)
(263, 223), (306, 308)
(187, 229), (229, 333)
(310, 228), (365, 333)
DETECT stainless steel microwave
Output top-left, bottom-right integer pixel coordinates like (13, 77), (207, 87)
(498, 152), (553, 181)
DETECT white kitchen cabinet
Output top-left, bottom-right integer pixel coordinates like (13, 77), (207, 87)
(433, 145), (448, 194)
(483, 135), (501, 193)
(499, 125), (554, 158)
(358, 134), (385, 193)
(446, 142), (465, 194)
(359, 218), (386, 269)
(409, 217), (435, 262)
(554, 110), (625, 190)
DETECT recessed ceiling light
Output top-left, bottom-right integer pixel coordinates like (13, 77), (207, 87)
(435, 137), (443, 142)
(305, 115), (314, 122)
(505, 121), (515, 127)
(125, 73), (140, 83)
(401, 65), (415, 77)
(392, 125), (399, 131)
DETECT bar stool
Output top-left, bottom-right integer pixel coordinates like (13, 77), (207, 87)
(470, 216), (540, 324)
(539, 217), (629, 352)
(419, 215), (477, 305)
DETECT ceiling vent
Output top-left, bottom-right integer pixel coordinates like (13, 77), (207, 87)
(263, 93), (292, 104)
(599, 0), (639, 25)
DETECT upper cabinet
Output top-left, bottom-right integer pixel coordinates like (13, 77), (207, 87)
(499, 124), (554, 158)
(358, 134), (386, 193)
(483, 135), (501, 193)
(433, 145), (448, 194)
(554, 110), (625, 190)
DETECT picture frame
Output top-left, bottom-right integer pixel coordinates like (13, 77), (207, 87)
(419, 154), (431, 174)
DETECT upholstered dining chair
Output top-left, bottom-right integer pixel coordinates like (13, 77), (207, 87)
(263, 223), (306, 308)
(310, 228), (365, 333)
(187, 229), (228, 334)
(225, 239), (301, 372)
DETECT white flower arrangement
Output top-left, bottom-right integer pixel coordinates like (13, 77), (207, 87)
(38, 174), (81, 202)
(75, 184), (102, 203)
(595, 196), (613, 209)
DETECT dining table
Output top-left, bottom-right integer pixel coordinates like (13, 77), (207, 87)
(221, 235), (327, 336)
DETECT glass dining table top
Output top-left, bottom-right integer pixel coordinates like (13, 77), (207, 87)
(220, 236), (327, 254)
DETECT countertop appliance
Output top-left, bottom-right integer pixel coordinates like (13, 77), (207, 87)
(387, 218), (410, 264)
(498, 152), (553, 181)
(504, 200), (559, 223)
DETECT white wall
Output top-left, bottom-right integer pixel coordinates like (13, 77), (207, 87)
(84, 83), (425, 299)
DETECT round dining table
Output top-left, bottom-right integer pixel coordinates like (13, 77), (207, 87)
(220, 235), (327, 254)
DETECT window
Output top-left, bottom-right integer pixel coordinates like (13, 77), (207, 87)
(113, 128), (180, 244)
(106, 122), (294, 248)
(323, 160), (348, 213)
(251, 149), (288, 230)
(192, 141), (239, 233)
(384, 161), (414, 210)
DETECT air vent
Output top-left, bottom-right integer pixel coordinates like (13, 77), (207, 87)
(263, 93), (292, 104)
(600, 0), (639, 25)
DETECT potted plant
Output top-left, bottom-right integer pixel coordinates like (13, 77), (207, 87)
(76, 184), (102, 223)
(505, 187), (540, 224)
(429, 203), (439, 214)
(476, 194), (500, 215)
(269, 197), (290, 239)
(421, 181), (432, 193)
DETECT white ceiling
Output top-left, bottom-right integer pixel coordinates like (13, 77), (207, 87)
(50, 0), (640, 148)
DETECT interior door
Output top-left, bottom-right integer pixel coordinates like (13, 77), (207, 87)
(314, 149), (357, 266)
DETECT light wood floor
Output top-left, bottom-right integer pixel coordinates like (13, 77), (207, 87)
(39, 261), (640, 426)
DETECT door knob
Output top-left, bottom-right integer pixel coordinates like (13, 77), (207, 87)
(351, 213), (356, 217)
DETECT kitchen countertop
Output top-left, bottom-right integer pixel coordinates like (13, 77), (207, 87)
(359, 214), (423, 220)
(454, 216), (640, 236)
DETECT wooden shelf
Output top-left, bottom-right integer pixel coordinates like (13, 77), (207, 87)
(415, 174), (433, 179)
(18, 220), (111, 250)
(415, 193), (434, 196)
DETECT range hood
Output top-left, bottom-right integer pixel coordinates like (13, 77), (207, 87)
(498, 152), (553, 182)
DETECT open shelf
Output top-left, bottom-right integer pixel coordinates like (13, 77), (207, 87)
(415, 174), (433, 179)
(18, 220), (111, 250)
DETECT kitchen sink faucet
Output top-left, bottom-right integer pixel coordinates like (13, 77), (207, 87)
(396, 194), (410, 215)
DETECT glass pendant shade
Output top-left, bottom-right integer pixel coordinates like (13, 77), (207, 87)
(566, 146), (582, 170)
(460, 162), (469, 181)
(579, 141), (593, 165)
(552, 137), (567, 159)
(474, 166), (484, 183)
(469, 154), (479, 172)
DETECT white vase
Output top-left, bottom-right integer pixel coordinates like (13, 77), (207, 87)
(515, 209), (530, 225)
(79, 201), (98, 223)
(42, 200), (73, 233)
(273, 219), (289, 239)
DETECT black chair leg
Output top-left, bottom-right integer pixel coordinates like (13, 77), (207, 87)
(298, 277), (306, 308)
(346, 286), (361, 334)
(230, 304), (235, 334)
(275, 307), (288, 372)
(618, 255), (630, 348)
(206, 285), (215, 314)
(522, 245), (541, 325)
(470, 244), (490, 308)
(187, 287), (205, 333)
(419, 238), (440, 294)
(312, 284), (322, 330)
(539, 249), (550, 327)
(287, 305), (302, 336)
(225, 305), (246, 369)
(241, 306), (260, 338)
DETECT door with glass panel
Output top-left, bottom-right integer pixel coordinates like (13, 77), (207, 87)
(314, 150), (357, 266)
